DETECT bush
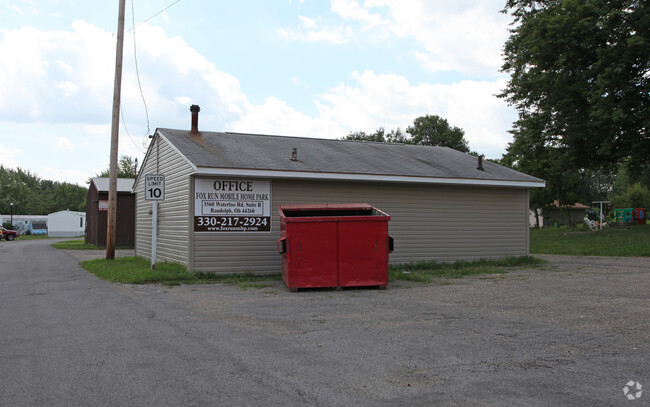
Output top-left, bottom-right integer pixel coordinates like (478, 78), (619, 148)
(612, 183), (650, 209)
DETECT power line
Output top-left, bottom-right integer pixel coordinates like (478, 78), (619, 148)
(128, 0), (181, 32)
(130, 0), (151, 144)
(120, 106), (146, 153)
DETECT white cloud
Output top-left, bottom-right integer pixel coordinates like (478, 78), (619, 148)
(0, 21), (254, 184)
(283, 0), (509, 76)
(277, 21), (350, 44)
(0, 22), (115, 123)
(228, 69), (515, 158)
(365, 0), (510, 75)
(42, 166), (93, 186)
(298, 15), (318, 29)
(55, 136), (74, 152)
(0, 11), (516, 187)
(331, 0), (387, 29)
(0, 145), (20, 169)
(229, 97), (344, 138)
(314, 70), (515, 157)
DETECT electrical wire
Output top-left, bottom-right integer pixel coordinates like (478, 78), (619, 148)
(121, 106), (146, 153)
(128, 0), (182, 32)
(131, 0), (151, 141)
(122, 0), (182, 150)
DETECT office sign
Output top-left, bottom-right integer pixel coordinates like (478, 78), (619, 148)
(194, 178), (271, 232)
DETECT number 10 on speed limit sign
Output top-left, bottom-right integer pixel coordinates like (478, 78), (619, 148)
(145, 174), (165, 200)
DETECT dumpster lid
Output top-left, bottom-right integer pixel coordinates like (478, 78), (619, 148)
(279, 203), (390, 220)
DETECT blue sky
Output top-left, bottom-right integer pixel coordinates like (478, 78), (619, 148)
(0, 0), (517, 186)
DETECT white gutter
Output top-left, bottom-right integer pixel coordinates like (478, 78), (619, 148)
(194, 167), (546, 188)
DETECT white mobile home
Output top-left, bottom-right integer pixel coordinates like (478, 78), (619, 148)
(47, 210), (86, 237)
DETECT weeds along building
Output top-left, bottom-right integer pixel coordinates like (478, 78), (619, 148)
(133, 106), (545, 273)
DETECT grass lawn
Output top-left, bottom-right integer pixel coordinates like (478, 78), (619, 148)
(78, 255), (544, 287)
(68, 224), (649, 288)
(51, 239), (133, 250)
(530, 224), (650, 256)
(52, 239), (100, 250)
(388, 256), (544, 283)
(81, 256), (282, 287)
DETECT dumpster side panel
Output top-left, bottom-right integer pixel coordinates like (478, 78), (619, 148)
(337, 221), (389, 287)
(284, 221), (338, 289)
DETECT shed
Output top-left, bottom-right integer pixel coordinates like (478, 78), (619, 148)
(47, 210), (86, 237)
(134, 107), (545, 273)
(86, 178), (135, 247)
(545, 201), (589, 227)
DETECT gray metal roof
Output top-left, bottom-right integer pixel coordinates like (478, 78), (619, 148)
(91, 177), (135, 193)
(156, 129), (544, 187)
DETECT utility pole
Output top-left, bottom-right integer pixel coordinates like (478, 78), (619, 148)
(106, 0), (126, 260)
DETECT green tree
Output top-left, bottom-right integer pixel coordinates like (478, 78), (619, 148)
(406, 115), (470, 152)
(342, 116), (471, 152)
(500, 0), (650, 173)
(92, 155), (138, 180)
(610, 182), (650, 208)
(0, 166), (86, 215)
(342, 127), (407, 143)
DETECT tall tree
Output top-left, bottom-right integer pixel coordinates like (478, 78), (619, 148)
(92, 155), (138, 180)
(342, 116), (471, 153)
(342, 127), (407, 143)
(406, 115), (471, 153)
(0, 166), (86, 215)
(500, 0), (650, 174)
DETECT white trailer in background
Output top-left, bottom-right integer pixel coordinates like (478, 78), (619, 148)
(47, 210), (86, 237)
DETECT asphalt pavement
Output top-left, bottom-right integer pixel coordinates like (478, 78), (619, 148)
(1, 238), (648, 406)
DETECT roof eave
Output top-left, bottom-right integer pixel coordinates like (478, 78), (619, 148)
(193, 167), (546, 188)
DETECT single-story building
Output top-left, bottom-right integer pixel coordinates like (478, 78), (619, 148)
(544, 201), (589, 227)
(47, 210), (86, 237)
(134, 106), (545, 273)
(1, 215), (48, 235)
(86, 177), (135, 247)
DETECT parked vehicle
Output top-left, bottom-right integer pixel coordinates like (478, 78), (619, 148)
(0, 226), (20, 241)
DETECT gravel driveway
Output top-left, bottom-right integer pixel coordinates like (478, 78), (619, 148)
(4, 241), (648, 406)
(114, 253), (649, 406)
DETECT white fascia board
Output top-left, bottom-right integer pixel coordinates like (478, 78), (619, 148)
(194, 167), (546, 188)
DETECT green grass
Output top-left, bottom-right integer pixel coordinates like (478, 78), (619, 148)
(73, 225), (648, 288)
(52, 239), (133, 250)
(388, 256), (545, 283)
(80, 256), (282, 286)
(52, 239), (100, 250)
(530, 224), (650, 256)
(78, 254), (543, 287)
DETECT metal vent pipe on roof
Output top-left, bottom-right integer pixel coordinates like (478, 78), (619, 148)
(290, 148), (298, 161)
(477, 155), (485, 171)
(190, 104), (200, 133)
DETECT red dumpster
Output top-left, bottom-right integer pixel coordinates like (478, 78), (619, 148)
(276, 204), (393, 291)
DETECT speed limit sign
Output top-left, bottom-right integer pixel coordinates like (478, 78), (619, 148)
(145, 174), (165, 201)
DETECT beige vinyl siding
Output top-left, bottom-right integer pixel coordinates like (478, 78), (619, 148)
(135, 136), (194, 266)
(191, 178), (529, 273)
